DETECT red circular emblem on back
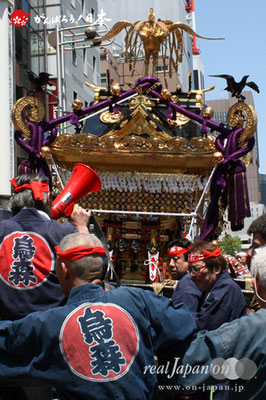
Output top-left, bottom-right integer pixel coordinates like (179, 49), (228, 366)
(0, 231), (54, 289)
(60, 303), (139, 381)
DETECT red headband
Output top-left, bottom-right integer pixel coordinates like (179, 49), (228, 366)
(55, 246), (106, 261)
(188, 247), (222, 262)
(10, 179), (49, 201)
(167, 246), (190, 257)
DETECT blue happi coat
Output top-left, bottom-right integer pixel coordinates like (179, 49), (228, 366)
(0, 208), (77, 320)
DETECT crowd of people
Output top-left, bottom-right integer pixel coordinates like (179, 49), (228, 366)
(166, 238), (255, 399)
(0, 173), (265, 400)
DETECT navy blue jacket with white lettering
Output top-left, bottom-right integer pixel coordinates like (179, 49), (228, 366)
(0, 284), (265, 399)
(0, 283), (197, 400)
(0, 208), (77, 320)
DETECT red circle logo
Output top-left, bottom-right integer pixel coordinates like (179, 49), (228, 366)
(10, 10), (30, 27)
(0, 231), (54, 289)
(60, 303), (139, 381)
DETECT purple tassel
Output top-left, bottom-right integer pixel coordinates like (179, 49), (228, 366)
(228, 164), (250, 230)
(69, 113), (80, 127)
(200, 128), (255, 240)
(201, 120), (208, 135)
(166, 106), (176, 121)
(113, 104), (120, 114)
(14, 121), (56, 189)
(167, 107), (173, 119)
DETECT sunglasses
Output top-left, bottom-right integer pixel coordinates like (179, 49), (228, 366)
(188, 265), (208, 275)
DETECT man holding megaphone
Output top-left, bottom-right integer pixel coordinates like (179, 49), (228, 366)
(0, 170), (95, 399)
(0, 172), (93, 321)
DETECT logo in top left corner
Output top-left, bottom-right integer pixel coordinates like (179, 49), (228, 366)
(10, 10), (30, 27)
(0, 232), (54, 290)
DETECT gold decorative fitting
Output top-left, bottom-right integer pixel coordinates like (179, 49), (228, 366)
(129, 95), (155, 111)
(50, 132), (218, 174)
(85, 82), (107, 104)
(99, 110), (124, 124)
(212, 151), (224, 164)
(72, 99), (83, 110)
(148, 120), (157, 129)
(207, 134), (216, 144)
(124, 135), (145, 149)
(119, 119), (129, 128)
(12, 96), (45, 140)
(190, 137), (216, 152)
(188, 86), (215, 109)
(167, 113), (190, 127)
(170, 95), (179, 103)
(122, 233), (141, 240)
(99, 134), (119, 148)
(227, 102), (257, 146)
(39, 146), (51, 160)
(122, 221), (141, 229)
(113, 106), (168, 140)
(241, 152), (251, 168)
(161, 89), (172, 100)
(151, 114), (163, 124)
(203, 106), (214, 120)
(167, 137), (188, 151)
(110, 83), (122, 96)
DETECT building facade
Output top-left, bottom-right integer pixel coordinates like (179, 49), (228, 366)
(30, 0), (100, 118)
(0, 0), (101, 199)
(222, 203), (265, 250)
(259, 173), (266, 207)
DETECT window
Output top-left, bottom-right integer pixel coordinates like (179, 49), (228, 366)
(91, 7), (95, 22)
(223, 112), (227, 123)
(72, 47), (77, 66)
(217, 112), (222, 123)
(93, 55), (96, 83)
(82, 0), (86, 18)
(83, 48), (87, 76)
(193, 70), (199, 90)
(155, 65), (169, 73)
(101, 73), (107, 87)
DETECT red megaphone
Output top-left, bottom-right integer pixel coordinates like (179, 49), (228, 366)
(51, 163), (101, 220)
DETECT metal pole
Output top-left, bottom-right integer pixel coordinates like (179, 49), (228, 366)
(187, 165), (217, 239)
(90, 209), (197, 217)
(55, 24), (63, 117)
(60, 29), (67, 118)
(50, 154), (65, 189)
(0, 0), (14, 196)
(56, 92), (139, 133)
(194, 165), (217, 215)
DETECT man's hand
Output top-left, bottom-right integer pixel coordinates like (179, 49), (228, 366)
(69, 204), (91, 233)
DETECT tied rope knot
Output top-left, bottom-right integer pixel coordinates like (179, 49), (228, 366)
(201, 128), (255, 240)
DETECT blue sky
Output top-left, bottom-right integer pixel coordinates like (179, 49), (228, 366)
(195, 0), (265, 173)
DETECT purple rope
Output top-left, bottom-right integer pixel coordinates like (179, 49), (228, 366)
(200, 129), (255, 240)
